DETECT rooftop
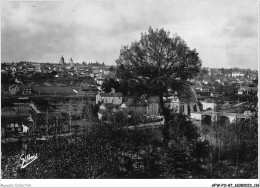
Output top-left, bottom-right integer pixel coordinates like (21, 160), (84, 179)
(100, 93), (123, 97)
(32, 86), (77, 95)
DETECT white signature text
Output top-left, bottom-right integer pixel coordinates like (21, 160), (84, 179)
(20, 153), (38, 169)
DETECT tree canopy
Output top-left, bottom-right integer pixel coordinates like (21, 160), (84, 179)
(101, 78), (121, 93)
(116, 27), (202, 113)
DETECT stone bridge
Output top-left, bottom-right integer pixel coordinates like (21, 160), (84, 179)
(190, 111), (251, 125)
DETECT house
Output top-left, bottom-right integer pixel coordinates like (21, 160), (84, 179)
(103, 70), (110, 75)
(238, 88), (244, 95)
(196, 89), (211, 97)
(8, 84), (20, 95)
(119, 103), (134, 114)
(164, 95), (181, 113)
(11, 67), (17, 73)
(96, 78), (105, 86)
(202, 86), (210, 92)
(92, 68), (100, 74)
(35, 64), (41, 72)
(210, 91), (220, 97)
(99, 104), (107, 110)
(225, 69), (232, 77)
(96, 92), (123, 105)
(147, 96), (160, 115)
(14, 105), (34, 117)
(98, 103), (123, 121)
(120, 96), (153, 115)
(232, 70), (244, 78)
(97, 109), (106, 121)
(1, 116), (31, 138)
(120, 101), (147, 115)
(238, 86), (258, 95)
(32, 86), (77, 96)
(251, 73), (258, 80)
(147, 103), (159, 115)
(165, 88), (200, 115)
(1, 107), (16, 117)
(200, 98), (216, 111)
(123, 95), (161, 115)
(183, 89), (200, 114)
(19, 85), (32, 96)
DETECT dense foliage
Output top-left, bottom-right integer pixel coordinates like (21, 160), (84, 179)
(2, 105), (257, 179)
(2, 114), (211, 179)
(116, 27), (202, 115)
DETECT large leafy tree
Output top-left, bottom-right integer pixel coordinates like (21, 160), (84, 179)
(101, 78), (121, 93)
(116, 27), (202, 117)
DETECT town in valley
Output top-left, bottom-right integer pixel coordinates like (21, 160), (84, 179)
(1, 56), (258, 179)
(1, 0), (258, 183)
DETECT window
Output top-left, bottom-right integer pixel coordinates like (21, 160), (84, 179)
(193, 105), (197, 112)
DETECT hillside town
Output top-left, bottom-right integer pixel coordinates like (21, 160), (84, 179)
(1, 56), (258, 140)
(1, 0), (259, 182)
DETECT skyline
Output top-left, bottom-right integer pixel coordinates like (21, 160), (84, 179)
(1, 0), (259, 69)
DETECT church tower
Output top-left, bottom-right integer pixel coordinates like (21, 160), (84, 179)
(59, 55), (65, 65)
(69, 58), (74, 67)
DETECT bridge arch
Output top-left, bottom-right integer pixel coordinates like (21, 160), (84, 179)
(202, 115), (212, 125)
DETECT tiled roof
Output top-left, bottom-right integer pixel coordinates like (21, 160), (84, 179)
(202, 98), (215, 103)
(47, 112), (64, 119)
(100, 93), (123, 97)
(189, 89), (198, 103)
(9, 84), (18, 90)
(2, 116), (29, 123)
(32, 86), (76, 95)
(241, 86), (258, 92)
(179, 89), (198, 103)
(19, 85), (31, 89)
(103, 103), (121, 108)
(225, 69), (232, 74)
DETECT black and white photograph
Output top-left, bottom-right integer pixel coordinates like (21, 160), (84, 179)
(1, 0), (259, 187)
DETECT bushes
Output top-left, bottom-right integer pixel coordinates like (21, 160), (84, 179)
(203, 115), (258, 178)
(10, 115), (208, 179)
(3, 110), (257, 179)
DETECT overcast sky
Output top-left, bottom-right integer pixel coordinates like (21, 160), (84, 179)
(1, 0), (258, 69)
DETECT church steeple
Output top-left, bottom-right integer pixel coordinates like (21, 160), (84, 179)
(59, 55), (65, 65)
(69, 57), (74, 66)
